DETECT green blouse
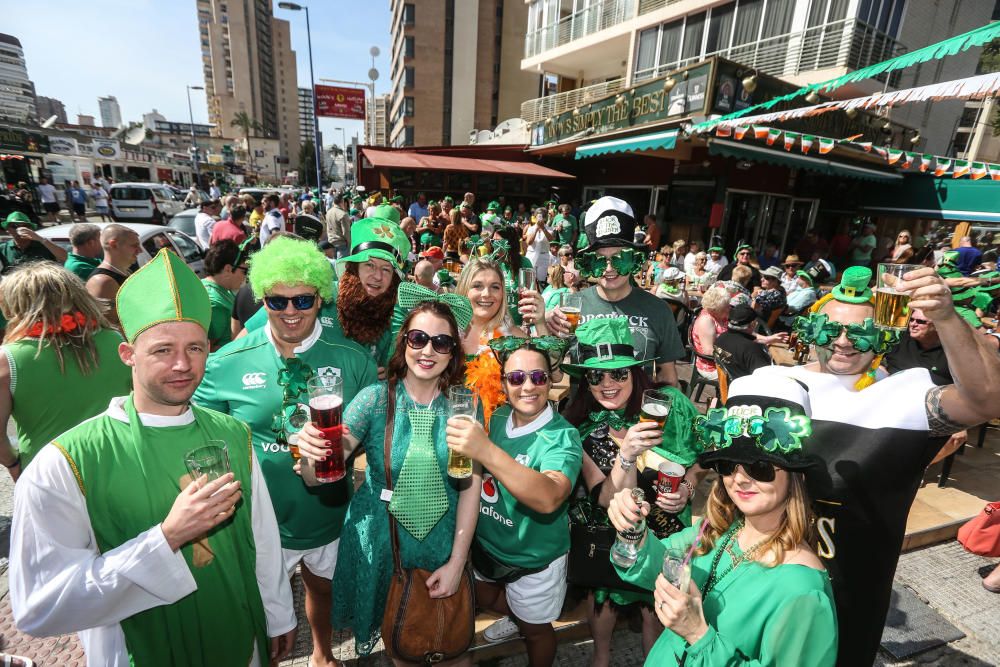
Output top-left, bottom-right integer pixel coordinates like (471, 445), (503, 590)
(616, 524), (837, 666)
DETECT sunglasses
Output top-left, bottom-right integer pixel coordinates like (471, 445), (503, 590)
(503, 369), (550, 386)
(711, 459), (777, 483)
(405, 329), (457, 354)
(585, 368), (630, 386)
(909, 317), (930, 326)
(264, 293), (317, 311)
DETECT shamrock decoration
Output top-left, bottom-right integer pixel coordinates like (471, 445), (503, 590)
(372, 223), (396, 239)
(488, 335), (570, 371)
(489, 238), (511, 262)
(693, 408), (729, 448)
(793, 312), (841, 347)
(576, 248), (647, 279)
(757, 407), (811, 453)
(272, 358), (315, 438)
(795, 313), (900, 355)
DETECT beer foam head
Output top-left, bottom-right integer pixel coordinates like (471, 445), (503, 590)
(308, 394), (342, 410)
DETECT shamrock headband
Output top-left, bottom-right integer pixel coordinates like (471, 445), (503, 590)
(489, 335), (570, 373)
(233, 236), (255, 269)
(694, 406), (811, 455)
(576, 247), (648, 279)
(397, 281), (472, 329)
(793, 312), (899, 355)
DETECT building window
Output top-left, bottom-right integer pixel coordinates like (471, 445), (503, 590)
(404, 97), (414, 116)
(404, 36), (415, 58)
(404, 127), (414, 146)
(404, 67), (415, 88)
(403, 3), (415, 25)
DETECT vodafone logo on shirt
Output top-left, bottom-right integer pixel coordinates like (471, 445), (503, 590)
(480, 473), (514, 527)
(242, 372), (267, 389)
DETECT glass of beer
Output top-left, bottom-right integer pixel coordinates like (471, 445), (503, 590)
(447, 386), (477, 479)
(185, 441), (231, 482)
(561, 293), (583, 335)
(640, 390), (672, 427)
(307, 376), (346, 483)
(519, 267), (536, 293)
(875, 263), (921, 330)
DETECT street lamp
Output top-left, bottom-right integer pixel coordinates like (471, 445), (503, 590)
(279, 2), (323, 201)
(186, 85), (204, 189)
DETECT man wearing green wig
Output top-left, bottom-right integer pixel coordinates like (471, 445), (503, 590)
(10, 248), (297, 666)
(195, 235), (376, 667)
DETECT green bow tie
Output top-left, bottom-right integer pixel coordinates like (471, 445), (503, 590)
(398, 281), (473, 329)
(582, 409), (635, 438)
(388, 407), (449, 541)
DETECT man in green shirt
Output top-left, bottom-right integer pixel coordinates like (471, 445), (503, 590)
(552, 204), (578, 247)
(194, 235), (377, 667)
(201, 239), (249, 351)
(0, 211), (67, 275)
(63, 223), (103, 281)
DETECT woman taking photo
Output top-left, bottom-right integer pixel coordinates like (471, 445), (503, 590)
(446, 336), (582, 667)
(524, 206), (555, 288)
(561, 317), (701, 666)
(609, 375), (837, 666)
(319, 298), (481, 662)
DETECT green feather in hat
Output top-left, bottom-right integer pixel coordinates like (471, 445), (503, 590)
(562, 317), (645, 377)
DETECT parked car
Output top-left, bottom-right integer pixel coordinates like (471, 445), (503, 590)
(37, 222), (206, 276)
(108, 183), (186, 224)
(167, 207), (200, 245)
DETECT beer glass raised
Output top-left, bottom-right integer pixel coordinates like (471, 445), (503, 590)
(560, 292), (583, 335)
(447, 386), (477, 479)
(307, 375), (346, 482)
(875, 263), (920, 330)
(639, 390), (672, 427)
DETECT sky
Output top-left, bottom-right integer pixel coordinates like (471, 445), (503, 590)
(4, 0), (392, 149)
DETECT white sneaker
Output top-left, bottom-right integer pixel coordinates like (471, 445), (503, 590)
(483, 615), (520, 643)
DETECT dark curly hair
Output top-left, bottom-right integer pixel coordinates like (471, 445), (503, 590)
(386, 300), (467, 393)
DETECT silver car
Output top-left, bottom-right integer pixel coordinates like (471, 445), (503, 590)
(38, 222), (206, 276)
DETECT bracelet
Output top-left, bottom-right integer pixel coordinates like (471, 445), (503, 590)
(680, 479), (695, 504)
(3, 454), (21, 469)
(618, 453), (637, 471)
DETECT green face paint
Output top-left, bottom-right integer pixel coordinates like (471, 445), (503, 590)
(577, 248), (647, 279)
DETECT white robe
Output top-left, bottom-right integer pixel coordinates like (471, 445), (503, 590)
(9, 397), (296, 667)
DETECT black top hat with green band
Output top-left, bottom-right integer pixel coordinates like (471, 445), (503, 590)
(708, 245), (724, 253)
(831, 266), (871, 303)
(562, 317), (646, 377)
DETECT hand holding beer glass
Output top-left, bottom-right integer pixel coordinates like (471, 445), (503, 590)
(518, 267), (538, 325)
(875, 263), (922, 330)
(305, 376), (346, 483)
(560, 293), (583, 336)
(185, 441), (232, 482)
(445, 386), (477, 479)
(640, 390), (672, 427)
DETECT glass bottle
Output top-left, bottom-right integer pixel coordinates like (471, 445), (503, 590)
(611, 488), (647, 568)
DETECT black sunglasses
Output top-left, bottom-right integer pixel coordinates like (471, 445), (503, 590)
(264, 293), (317, 311)
(584, 368), (631, 386)
(712, 460), (778, 483)
(504, 369), (550, 386)
(405, 329), (457, 354)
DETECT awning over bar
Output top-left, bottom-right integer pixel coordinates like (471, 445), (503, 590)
(860, 174), (1000, 222)
(361, 148), (575, 178)
(575, 129), (679, 160)
(709, 139), (903, 183)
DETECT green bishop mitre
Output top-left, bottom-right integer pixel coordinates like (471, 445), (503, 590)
(336, 204), (410, 278)
(117, 248), (211, 343)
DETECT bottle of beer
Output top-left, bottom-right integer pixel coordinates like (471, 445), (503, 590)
(611, 488), (647, 568)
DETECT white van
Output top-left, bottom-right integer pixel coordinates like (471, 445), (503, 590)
(109, 183), (186, 224)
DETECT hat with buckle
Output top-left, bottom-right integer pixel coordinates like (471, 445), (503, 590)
(561, 317), (646, 377)
(336, 204), (409, 277)
(581, 196), (644, 254)
(830, 265), (870, 303)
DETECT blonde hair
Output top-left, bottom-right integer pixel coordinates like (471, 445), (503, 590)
(1, 262), (112, 374)
(547, 263), (565, 289)
(449, 207), (462, 226)
(732, 264), (753, 286)
(701, 285), (730, 312)
(695, 471), (815, 565)
(455, 257), (511, 332)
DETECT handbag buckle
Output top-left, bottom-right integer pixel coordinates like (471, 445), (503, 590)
(588, 544), (595, 558)
(426, 652), (445, 663)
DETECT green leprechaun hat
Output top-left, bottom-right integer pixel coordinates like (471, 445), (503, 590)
(116, 248), (210, 344)
(487, 200), (500, 212)
(831, 266), (872, 303)
(337, 204), (410, 277)
(3, 211), (36, 230)
(562, 317), (646, 377)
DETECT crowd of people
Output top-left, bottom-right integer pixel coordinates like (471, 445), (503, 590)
(0, 186), (999, 667)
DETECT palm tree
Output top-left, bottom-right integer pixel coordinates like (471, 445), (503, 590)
(230, 112), (261, 172)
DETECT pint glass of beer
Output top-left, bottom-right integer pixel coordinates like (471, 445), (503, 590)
(447, 386), (477, 479)
(561, 293), (583, 335)
(639, 390), (672, 427)
(875, 263), (920, 330)
(307, 376), (346, 482)
(185, 441), (231, 482)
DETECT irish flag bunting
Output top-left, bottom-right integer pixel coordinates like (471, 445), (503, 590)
(734, 125), (750, 140)
(952, 160), (970, 178)
(716, 125), (733, 138)
(934, 158), (952, 176)
(818, 137), (835, 154)
(990, 164), (1000, 181)
(920, 154), (932, 172)
(800, 135), (815, 154)
(840, 134), (865, 143)
(783, 132), (799, 151)
(767, 128), (782, 146)
(873, 146), (888, 159)
(856, 141), (873, 152)
(887, 148), (903, 164)
(901, 152), (915, 169)
(753, 125), (769, 139)
(971, 162), (988, 180)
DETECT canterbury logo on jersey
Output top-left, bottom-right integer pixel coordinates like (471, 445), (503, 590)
(242, 372), (267, 389)
(320, 316), (336, 327)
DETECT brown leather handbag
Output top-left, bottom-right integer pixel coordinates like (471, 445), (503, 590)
(380, 381), (476, 664)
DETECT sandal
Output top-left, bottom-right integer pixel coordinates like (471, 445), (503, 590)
(984, 580), (1000, 594)
(0, 655), (35, 667)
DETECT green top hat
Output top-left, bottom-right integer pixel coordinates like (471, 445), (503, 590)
(831, 266), (872, 303)
(391, 195), (404, 204)
(487, 200), (500, 212)
(735, 243), (753, 253)
(337, 205), (409, 277)
(562, 317), (646, 377)
(3, 211), (36, 230)
(504, 205), (513, 213)
(937, 264), (963, 280)
(117, 248), (210, 344)
(708, 245), (724, 253)
(443, 195), (454, 203)
(351, 195), (363, 203)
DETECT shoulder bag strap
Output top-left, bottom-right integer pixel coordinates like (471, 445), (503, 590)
(383, 381), (403, 577)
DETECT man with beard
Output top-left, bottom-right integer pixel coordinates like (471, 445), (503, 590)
(194, 236), (376, 667)
(720, 266), (1000, 667)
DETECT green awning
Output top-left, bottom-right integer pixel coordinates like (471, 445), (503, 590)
(708, 139), (902, 183)
(860, 174), (1000, 222)
(575, 129), (679, 160)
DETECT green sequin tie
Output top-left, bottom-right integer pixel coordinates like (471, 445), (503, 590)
(388, 408), (448, 541)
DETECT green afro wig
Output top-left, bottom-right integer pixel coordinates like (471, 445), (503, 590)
(249, 236), (334, 303)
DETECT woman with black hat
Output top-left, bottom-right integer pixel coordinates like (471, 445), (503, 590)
(561, 317), (702, 666)
(608, 374), (837, 666)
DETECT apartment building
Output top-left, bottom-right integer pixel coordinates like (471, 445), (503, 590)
(387, 0), (540, 147)
(98, 95), (122, 128)
(367, 93), (391, 147)
(298, 87), (316, 147)
(196, 0), (301, 168)
(0, 34), (36, 123)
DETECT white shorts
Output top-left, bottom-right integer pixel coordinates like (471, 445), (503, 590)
(282, 538), (339, 579)
(475, 553), (568, 625)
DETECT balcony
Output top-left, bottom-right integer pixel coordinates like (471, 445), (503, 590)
(521, 77), (625, 125)
(525, 0), (637, 59)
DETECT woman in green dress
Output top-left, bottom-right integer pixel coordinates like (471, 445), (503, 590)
(446, 336), (582, 667)
(328, 298), (481, 662)
(560, 317), (702, 666)
(608, 374), (837, 666)
(415, 200), (446, 249)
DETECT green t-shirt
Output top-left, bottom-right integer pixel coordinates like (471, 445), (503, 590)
(0, 240), (56, 273)
(552, 214), (577, 246)
(575, 285), (686, 373)
(850, 234), (877, 263)
(193, 322), (378, 549)
(244, 286), (394, 367)
(63, 253), (101, 281)
(475, 405), (582, 568)
(202, 278), (236, 348)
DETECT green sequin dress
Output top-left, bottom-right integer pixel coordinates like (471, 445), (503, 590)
(331, 381), (461, 656)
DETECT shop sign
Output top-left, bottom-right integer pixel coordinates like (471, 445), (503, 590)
(78, 143), (94, 156)
(531, 61), (712, 147)
(49, 136), (79, 155)
(0, 127), (50, 153)
(92, 138), (122, 160)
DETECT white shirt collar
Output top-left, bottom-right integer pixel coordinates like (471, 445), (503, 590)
(264, 319), (322, 354)
(506, 404), (554, 438)
(106, 396), (195, 427)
